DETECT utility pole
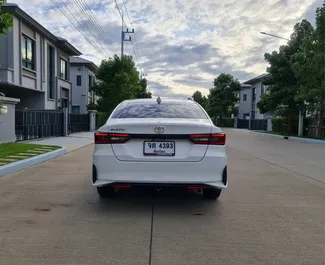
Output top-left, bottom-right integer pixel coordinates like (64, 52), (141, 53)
(121, 13), (134, 58)
(140, 73), (147, 79)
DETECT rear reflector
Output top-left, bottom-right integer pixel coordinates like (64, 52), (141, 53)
(189, 133), (226, 145)
(112, 185), (131, 189)
(187, 186), (206, 189)
(94, 133), (130, 144)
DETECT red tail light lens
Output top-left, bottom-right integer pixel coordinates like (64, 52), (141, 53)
(189, 133), (226, 145)
(94, 133), (110, 144)
(94, 133), (130, 144)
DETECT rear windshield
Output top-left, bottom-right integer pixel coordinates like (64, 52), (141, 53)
(111, 102), (208, 119)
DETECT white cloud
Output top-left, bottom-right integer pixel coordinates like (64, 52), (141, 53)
(10, 0), (323, 97)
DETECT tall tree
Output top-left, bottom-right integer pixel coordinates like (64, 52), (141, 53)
(291, 3), (325, 137)
(136, 78), (152, 98)
(192, 90), (207, 109)
(257, 19), (314, 134)
(0, 0), (13, 35)
(91, 55), (142, 113)
(207, 73), (240, 120)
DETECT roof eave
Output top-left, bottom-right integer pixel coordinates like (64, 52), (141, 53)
(71, 62), (98, 73)
(57, 41), (82, 56)
(3, 4), (81, 56)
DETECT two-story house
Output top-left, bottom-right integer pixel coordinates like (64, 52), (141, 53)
(237, 73), (273, 120)
(0, 3), (82, 111)
(70, 57), (99, 114)
(237, 84), (252, 120)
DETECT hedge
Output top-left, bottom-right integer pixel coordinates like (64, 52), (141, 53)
(96, 112), (110, 129)
(215, 118), (234, 128)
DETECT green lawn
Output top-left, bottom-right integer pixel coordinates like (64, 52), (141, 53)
(0, 143), (61, 164)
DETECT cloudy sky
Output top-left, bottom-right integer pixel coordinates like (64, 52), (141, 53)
(10, 0), (324, 98)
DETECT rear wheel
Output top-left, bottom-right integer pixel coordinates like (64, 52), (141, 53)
(203, 188), (222, 200)
(97, 186), (115, 198)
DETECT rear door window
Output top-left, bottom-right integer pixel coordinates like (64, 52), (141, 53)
(112, 102), (208, 119)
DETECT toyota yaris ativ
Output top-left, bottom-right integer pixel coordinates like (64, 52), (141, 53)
(92, 98), (227, 200)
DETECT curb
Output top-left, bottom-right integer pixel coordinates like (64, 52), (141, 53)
(249, 131), (285, 139)
(0, 147), (68, 177)
(249, 131), (325, 144)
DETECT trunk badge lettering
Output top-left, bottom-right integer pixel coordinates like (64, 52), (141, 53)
(110, 128), (126, 132)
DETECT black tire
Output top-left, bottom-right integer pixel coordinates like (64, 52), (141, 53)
(203, 188), (222, 200)
(97, 186), (115, 198)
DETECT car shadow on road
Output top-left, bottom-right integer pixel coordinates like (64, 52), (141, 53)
(89, 188), (222, 217)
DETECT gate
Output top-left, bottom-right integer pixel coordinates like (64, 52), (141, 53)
(15, 109), (64, 141)
(68, 113), (89, 134)
(237, 119), (249, 129)
(250, 119), (267, 130)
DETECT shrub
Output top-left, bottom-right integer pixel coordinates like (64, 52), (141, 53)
(216, 118), (234, 128)
(96, 112), (110, 129)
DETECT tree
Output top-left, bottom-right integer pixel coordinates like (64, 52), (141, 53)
(257, 19), (314, 135)
(136, 78), (152, 98)
(207, 73), (240, 120)
(91, 55), (143, 113)
(0, 0), (13, 35)
(291, 3), (325, 137)
(192, 90), (208, 109)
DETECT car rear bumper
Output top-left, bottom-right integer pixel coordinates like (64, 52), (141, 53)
(92, 155), (227, 189)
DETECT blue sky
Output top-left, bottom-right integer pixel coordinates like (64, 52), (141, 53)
(10, 0), (324, 98)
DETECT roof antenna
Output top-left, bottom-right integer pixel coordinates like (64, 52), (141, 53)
(157, 96), (161, 104)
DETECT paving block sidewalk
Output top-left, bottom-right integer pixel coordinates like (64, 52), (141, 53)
(27, 132), (94, 152)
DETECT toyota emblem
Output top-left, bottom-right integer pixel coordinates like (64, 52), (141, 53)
(154, 126), (164, 134)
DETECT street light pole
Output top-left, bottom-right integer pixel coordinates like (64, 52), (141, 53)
(260, 31), (304, 137)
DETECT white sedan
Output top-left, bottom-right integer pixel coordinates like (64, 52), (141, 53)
(92, 98), (227, 200)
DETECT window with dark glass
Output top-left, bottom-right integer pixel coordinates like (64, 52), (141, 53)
(21, 35), (35, 70)
(77, 75), (82, 86)
(112, 102), (209, 119)
(88, 75), (93, 87)
(243, 94), (247, 101)
(48, 46), (54, 99)
(60, 58), (68, 80)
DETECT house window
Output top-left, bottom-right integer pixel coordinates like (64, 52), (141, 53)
(21, 35), (35, 70)
(77, 75), (82, 86)
(261, 84), (265, 94)
(60, 58), (68, 80)
(88, 75), (93, 87)
(252, 87), (256, 101)
(72, 106), (80, 114)
(48, 46), (55, 99)
(243, 94), (247, 101)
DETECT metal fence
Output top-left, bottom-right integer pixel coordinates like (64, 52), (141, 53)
(237, 119), (249, 129)
(15, 109), (64, 141)
(68, 113), (89, 134)
(250, 119), (268, 131)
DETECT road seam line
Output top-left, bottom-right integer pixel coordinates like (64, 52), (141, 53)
(148, 192), (155, 265)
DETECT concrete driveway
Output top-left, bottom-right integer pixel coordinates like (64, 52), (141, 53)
(1, 131), (325, 265)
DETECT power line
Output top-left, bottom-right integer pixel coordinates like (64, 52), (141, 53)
(121, 0), (143, 62)
(52, 0), (109, 57)
(120, 0), (145, 76)
(75, 0), (115, 50)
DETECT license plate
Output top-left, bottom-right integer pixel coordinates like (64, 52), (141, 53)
(143, 141), (175, 156)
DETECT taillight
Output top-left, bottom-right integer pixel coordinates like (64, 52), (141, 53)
(109, 133), (129, 144)
(94, 133), (130, 144)
(189, 133), (226, 145)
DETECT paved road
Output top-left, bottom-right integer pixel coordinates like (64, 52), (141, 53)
(1, 131), (325, 265)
